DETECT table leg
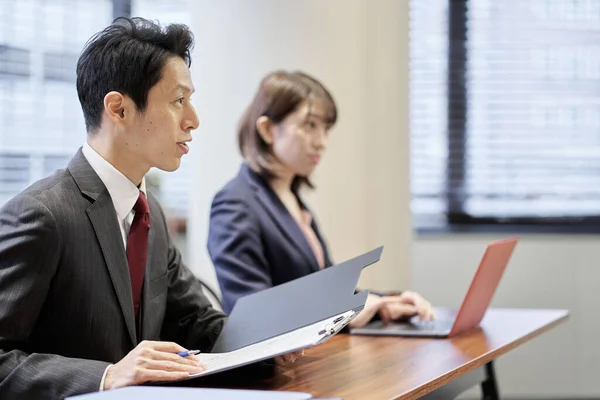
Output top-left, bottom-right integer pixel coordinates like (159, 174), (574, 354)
(481, 361), (500, 400)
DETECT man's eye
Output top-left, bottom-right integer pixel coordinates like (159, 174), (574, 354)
(177, 98), (184, 104)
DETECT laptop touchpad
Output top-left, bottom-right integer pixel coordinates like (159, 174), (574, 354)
(364, 319), (452, 332)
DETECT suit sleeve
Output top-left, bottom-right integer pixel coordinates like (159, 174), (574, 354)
(0, 195), (109, 399)
(157, 206), (227, 352)
(207, 192), (272, 314)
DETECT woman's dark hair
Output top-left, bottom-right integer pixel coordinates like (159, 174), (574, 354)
(76, 17), (194, 133)
(238, 70), (337, 191)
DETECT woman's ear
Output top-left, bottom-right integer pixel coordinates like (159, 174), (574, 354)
(256, 116), (274, 145)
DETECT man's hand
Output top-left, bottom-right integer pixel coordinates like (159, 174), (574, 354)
(349, 291), (435, 328)
(104, 340), (206, 390)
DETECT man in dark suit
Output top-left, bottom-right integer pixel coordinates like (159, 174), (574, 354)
(0, 17), (226, 398)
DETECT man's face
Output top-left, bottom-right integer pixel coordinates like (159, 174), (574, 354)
(125, 56), (199, 172)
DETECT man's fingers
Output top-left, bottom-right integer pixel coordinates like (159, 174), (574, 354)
(141, 341), (188, 353)
(143, 359), (207, 374)
(136, 369), (194, 383)
(147, 349), (204, 367)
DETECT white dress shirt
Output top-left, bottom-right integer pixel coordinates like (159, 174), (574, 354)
(81, 142), (148, 390)
(81, 142), (147, 249)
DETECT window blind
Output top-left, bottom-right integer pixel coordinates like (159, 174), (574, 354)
(0, 0), (112, 205)
(409, 0), (600, 229)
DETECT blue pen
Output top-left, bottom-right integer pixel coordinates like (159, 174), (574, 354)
(177, 349), (201, 357)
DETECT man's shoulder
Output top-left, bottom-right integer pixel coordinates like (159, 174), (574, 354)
(3, 168), (79, 215)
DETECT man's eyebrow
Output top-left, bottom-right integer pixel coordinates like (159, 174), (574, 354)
(173, 84), (195, 94)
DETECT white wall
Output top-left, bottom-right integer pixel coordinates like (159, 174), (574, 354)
(415, 235), (600, 399)
(187, 0), (412, 294)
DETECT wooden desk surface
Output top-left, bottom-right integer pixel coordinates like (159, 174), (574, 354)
(226, 308), (568, 400)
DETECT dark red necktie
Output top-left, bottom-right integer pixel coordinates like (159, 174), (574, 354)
(127, 191), (150, 317)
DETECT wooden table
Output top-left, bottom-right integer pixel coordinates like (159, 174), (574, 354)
(217, 308), (568, 400)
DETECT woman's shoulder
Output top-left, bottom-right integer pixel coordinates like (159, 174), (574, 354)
(212, 164), (259, 207)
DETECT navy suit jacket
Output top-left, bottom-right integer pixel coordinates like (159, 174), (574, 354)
(208, 164), (333, 313)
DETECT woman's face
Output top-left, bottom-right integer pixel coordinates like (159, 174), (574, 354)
(265, 99), (330, 178)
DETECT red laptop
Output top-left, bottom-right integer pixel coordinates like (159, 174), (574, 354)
(350, 237), (518, 338)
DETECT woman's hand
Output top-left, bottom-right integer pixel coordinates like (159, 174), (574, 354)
(349, 291), (435, 329)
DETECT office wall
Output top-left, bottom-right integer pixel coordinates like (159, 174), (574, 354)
(187, 0), (412, 296)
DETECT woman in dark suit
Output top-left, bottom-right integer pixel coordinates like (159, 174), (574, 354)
(208, 70), (434, 328)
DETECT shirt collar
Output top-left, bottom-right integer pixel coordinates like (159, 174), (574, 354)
(81, 142), (147, 221)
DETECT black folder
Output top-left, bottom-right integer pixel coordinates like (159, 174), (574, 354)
(212, 246), (384, 353)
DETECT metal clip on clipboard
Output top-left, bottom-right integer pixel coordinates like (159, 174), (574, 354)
(317, 310), (357, 338)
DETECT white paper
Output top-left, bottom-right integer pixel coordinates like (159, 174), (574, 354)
(190, 310), (355, 377)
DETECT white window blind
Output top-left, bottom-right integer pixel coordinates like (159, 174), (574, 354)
(409, 0), (449, 229)
(0, 0), (112, 206)
(409, 0), (600, 230)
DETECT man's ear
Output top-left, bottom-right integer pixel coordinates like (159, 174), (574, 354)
(103, 91), (132, 124)
(256, 116), (274, 145)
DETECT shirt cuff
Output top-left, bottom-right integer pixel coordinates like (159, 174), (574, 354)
(99, 364), (113, 391)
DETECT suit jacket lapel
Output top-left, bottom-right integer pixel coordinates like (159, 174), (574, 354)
(69, 149), (137, 346)
(242, 165), (320, 272)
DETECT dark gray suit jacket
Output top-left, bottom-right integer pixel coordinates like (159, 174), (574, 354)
(0, 150), (226, 399)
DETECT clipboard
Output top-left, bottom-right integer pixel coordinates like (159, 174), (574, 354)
(151, 248), (382, 385)
(179, 310), (358, 380)
(212, 246), (384, 353)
